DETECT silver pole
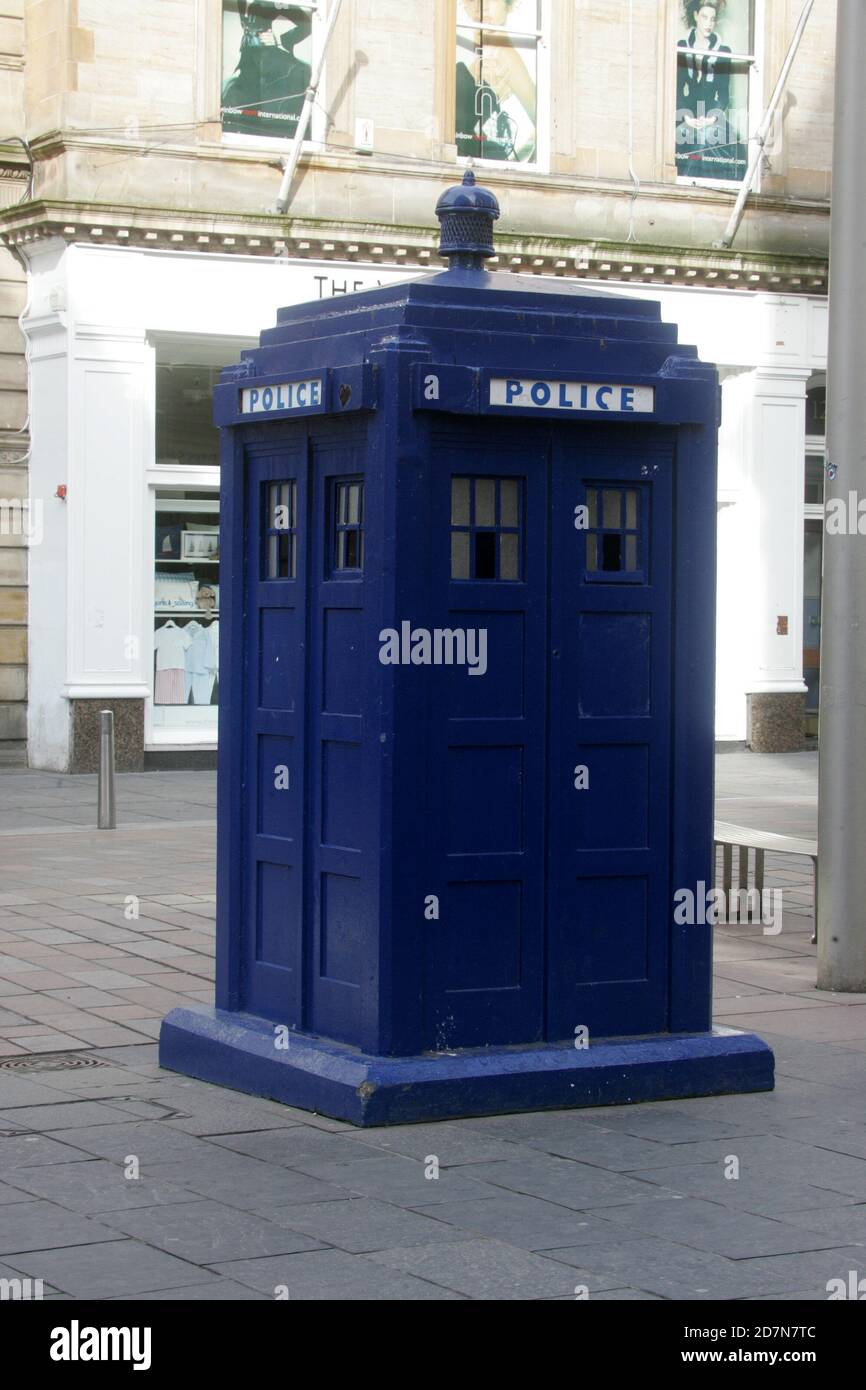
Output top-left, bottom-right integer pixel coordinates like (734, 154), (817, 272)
(97, 709), (117, 831)
(817, 0), (866, 992)
(716, 0), (814, 250)
(275, 0), (345, 215)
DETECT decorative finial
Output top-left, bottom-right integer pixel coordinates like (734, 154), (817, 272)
(435, 168), (500, 270)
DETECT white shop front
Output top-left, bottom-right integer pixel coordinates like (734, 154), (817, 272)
(21, 241), (828, 769)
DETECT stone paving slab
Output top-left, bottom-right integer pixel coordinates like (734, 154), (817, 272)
(0, 753), (864, 1301)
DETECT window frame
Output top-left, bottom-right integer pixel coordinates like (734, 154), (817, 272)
(583, 484), (648, 586)
(450, 474), (524, 583)
(329, 476), (366, 578)
(452, 0), (552, 176)
(672, 0), (766, 194)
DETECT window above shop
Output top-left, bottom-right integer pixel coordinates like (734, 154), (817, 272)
(156, 364), (224, 468)
(675, 1), (762, 189)
(221, 0), (320, 143)
(455, 1), (548, 170)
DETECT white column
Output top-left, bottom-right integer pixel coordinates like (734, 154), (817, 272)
(742, 367), (811, 703)
(23, 241), (150, 769)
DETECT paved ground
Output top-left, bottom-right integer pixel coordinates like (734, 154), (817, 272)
(1, 752), (865, 1301)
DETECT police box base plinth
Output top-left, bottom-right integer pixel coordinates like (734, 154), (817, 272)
(159, 1007), (774, 1128)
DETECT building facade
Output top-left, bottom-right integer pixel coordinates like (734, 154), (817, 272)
(0, 0), (837, 770)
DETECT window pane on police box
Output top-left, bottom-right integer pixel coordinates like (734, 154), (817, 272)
(451, 530), (470, 580)
(603, 490), (621, 530)
(475, 479), (496, 527)
(500, 479), (519, 527)
(500, 531), (519, 581)
(452, 478), (470, 526)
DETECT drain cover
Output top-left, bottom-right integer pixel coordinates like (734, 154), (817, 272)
(0, 1053), (109, 1073)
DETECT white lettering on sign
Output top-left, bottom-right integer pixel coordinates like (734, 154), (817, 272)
(241, 380), (323, 415)
(490, 378), (654, 414)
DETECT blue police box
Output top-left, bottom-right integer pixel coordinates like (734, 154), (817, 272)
(160, 172), (774, 1125)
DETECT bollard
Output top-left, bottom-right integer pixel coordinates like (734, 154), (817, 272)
(97, 709), (116, 830)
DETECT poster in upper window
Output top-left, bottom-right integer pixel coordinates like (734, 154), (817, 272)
(456, 0), (540, 164)
(676, 0), (754, 182)
(222, 1), (314, 139)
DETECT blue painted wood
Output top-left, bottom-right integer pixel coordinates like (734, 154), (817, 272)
(161, 1005), (774, 1128)
(167, 210), (771, 1123)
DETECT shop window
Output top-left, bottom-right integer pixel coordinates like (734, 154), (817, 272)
(221, 1), (318, 141)
(153, 492), (220, 715)
(806, 385), (826, 438)
(451, 476), (523, 581)
(155, 365), (222, 467)
(455, 1), (546, 166)
(331, 478), (365, 574)
(675, 1), (760, 186)
(264, 481), (297, 579)
(585, 487), (644, 582)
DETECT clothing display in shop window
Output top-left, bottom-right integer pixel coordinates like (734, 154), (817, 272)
(154, 620), (191, 704)
(154, 570), (199, 612)
(184, 620), (219, 705)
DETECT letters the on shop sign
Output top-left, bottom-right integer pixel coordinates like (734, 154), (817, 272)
(241, 379), (323, 415)
(490, 378), (654, 414)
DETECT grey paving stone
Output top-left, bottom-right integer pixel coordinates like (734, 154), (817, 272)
(207, 1126), (376, 1168)
(718, 1246), (866, 1298)
(110, 1279), (271, 1301)
(618, 1162), (857, 1216)
(411, 1193), (645, 1252)
(545, 1235), (780, 1300)
(0, 1078), (76, 1108)
(770, 1202), (866, 1244)
(367, 1237), (597, 1299)
(4, 1239), (216, 1298)
(154, 1154), (350, 1211)
(0, 1199), (126, 1255)
(3, 1158), (206, 1214)
(598, 1196), (844, 1259)
(340, 1121), (532, 1168)
(214, 1249), (466, 1300)
(0, 1180), (38, 1205)
(302, 1152), (498, 1206)
(0, 1100), (150, 1131)
(98, 1200), (326, 1262)
(44, 1121), (221, 1165)
(265, 1196), (469, 1253)
(451, 1155), (672, 1210)
(657, 1134), (866, 1201)
(0, 1133), (94, 1171)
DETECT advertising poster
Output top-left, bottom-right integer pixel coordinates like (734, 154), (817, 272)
(222, 1), (314, 138)
(456, 0), (540, 163)
(676, 0), (753, 181)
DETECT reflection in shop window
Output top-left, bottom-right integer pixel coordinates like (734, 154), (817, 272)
(221, 1), (316, 140)
(455, 1), (543, 164)
(156, 365), (223, 467)
(675, 1), (758, 184)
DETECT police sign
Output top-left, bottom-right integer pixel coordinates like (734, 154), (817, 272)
(491, 378), (654, 413)
(241, 379), (323, 415)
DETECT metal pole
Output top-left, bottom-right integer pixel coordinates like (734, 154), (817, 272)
(817, 0), (866, 992)
(716, 0), (814, 250)
(275, 0), (345, 215)
(98, 709), (117, 831)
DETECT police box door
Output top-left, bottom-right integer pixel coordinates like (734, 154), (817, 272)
(241, 446), (308, 1024)
(547, 433), (674, 1040)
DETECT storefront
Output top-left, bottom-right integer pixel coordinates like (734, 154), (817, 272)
(21, 239), (828, 769)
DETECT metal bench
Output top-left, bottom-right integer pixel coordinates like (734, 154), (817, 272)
(713, 819), (819, 943)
